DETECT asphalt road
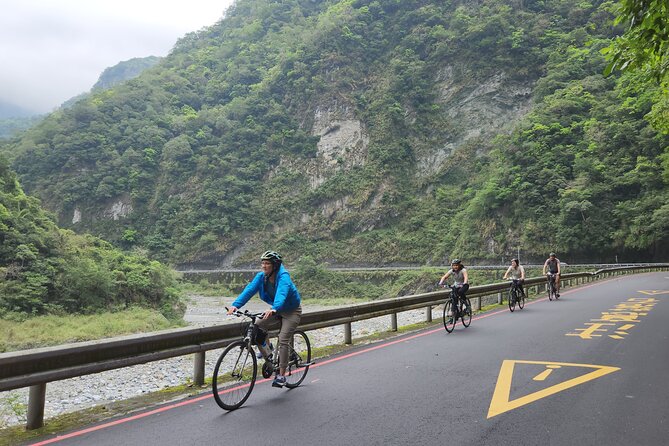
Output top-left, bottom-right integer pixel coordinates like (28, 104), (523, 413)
(27, 272), (669, 446)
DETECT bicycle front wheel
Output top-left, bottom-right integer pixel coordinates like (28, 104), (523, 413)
(212, 340), (258, 410)
(548, 282), (554, 301)
(461, 299), (472, 327)
(508, 289), (516, 312)
(443, 301), (456, 333)
(285, 330), (311, 388)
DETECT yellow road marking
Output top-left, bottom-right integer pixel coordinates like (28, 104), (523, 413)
(487, 360), (620, 418)
(533, 365), (561, 381)
(565, 323), (615, 339)
(638, 290), (669, 295)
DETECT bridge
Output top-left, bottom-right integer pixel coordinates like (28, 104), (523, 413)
(2, 266), (668, 444)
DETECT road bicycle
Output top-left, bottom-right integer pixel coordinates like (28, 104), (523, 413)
(546, 273), (559, 301)
(212, 308), (312, 410)
(507, 279), (525, 312)
(442, 284), (472, 333)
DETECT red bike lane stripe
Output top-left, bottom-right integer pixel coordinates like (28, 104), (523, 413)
(28, 279), (604, 445)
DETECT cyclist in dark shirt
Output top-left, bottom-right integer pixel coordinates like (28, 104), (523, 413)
(439, 259), (470, 316)
(542, 252), (561, 297)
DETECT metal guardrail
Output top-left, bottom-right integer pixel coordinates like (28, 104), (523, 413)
(1, 265), (667, 429)
(176, 263), (669, 273)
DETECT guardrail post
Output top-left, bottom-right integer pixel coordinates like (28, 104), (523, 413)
(475, 296), (481, 311)
(344, 322), (352, 344)
(425, 305), (432, 322)
(391, 313), (398, 331)
(27, 383), (46, 430)
(193, 352), (205, 386)
(497, 292), (502, 305)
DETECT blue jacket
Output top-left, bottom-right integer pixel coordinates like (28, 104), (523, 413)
(232, 264), (301, 312)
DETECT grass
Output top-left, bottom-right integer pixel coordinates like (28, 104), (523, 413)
(302, 297), (363, 307)
(0, 308), (185, 353)
(179, 279), (237, 297)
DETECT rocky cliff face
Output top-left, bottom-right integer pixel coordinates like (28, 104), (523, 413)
(417, 67), (533, 177)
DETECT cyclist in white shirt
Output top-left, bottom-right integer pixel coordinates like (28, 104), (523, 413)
(503, 258), (526, 297)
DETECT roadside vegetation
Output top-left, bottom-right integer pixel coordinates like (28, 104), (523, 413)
(0, 155), (186, 352)
(0, 308), (183, 353)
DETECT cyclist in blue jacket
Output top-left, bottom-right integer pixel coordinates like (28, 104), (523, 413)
(227, 251), (302, 388)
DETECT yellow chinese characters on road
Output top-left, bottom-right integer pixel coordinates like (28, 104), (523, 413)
(566, 296), (659, 340)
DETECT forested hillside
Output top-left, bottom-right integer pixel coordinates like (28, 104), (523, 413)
(0, 155), (183, 318)
(92, 56), (163, 91)
(1, 0), (667, 266)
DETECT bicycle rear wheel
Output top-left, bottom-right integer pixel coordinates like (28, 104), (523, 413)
(284, 330), (311, 388)
(508, 289), (516, 312)
(518, 291), (525, 309)
(461, 299), (472, 327)
(212, 340), (257, 410)
(443, 301), (456, 333)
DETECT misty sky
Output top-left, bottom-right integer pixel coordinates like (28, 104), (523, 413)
(0, 0), (235, 114)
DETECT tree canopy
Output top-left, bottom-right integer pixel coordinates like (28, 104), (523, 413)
(0, 155), (184, 318)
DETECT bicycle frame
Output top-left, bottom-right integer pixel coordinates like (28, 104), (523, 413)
(546, 273), (558, 300)
(546, 273), (557, 288)
(213, 308), (312, 410)
(442, 284), (472, 332)
(228, 307), (312, 380)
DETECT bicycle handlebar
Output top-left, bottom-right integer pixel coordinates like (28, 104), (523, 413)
(225, 307), (264, 319)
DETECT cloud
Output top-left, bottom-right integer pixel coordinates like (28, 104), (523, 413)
(0, 0), (230, 113)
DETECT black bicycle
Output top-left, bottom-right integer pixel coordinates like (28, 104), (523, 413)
(546, 273), (559, 301)
(442, 285), (472, 333)
(212, 309), (312, 410)
(507, 279), (525, 312)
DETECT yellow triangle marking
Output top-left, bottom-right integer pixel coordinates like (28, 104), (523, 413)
(487, 360), (620, 419)
(638, 290), (669, 295)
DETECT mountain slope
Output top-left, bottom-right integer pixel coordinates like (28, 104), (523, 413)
(92, 56), (163, 91)
(2, 0), (668, 266)
(0, 155), (183, 318)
